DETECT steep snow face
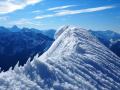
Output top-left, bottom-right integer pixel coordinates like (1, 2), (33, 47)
(0, 26), (120, 90)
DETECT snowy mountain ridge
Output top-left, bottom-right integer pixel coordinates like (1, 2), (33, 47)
(0, 26), (120, 90)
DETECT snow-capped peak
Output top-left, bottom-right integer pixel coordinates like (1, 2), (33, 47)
(55, 25), (70, 39)
(0, 26), (120, 90)
(55, 25), (84, 39)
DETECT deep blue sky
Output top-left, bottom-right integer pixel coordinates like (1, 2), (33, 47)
(0, 0), (120, 32)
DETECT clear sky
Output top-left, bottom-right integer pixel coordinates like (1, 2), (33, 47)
(0, 0), (120, 32)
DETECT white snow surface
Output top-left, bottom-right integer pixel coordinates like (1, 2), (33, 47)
(0, 25), (120, 90)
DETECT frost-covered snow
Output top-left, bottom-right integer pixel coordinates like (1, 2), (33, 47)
(0, 25), (120, 90)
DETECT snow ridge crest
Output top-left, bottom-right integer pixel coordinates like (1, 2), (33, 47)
(54, 25), (82, 39)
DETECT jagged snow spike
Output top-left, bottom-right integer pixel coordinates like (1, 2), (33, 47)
(8, 66), (13, 71)
(14, 61), (19, 70)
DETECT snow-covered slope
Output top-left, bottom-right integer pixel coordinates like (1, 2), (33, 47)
(89, 30), (120, 57)
(0, 26), (120, 90)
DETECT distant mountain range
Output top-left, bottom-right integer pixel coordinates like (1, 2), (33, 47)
(0, 26), (54, 71)
(9, 25), (56, 39)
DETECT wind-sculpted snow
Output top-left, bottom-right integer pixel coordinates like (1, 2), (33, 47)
(0, 26), (120, 90)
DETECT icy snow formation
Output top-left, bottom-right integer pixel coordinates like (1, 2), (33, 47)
(0, 26), (120, 90)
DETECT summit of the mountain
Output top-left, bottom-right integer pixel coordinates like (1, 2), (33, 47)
(10, 25), (21, 32)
